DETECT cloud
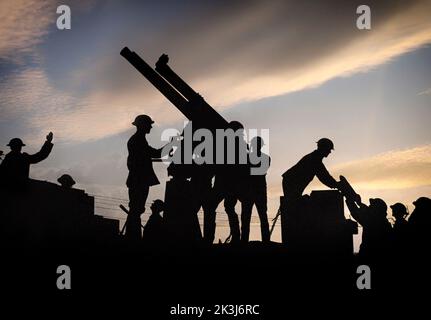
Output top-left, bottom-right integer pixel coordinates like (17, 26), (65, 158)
(0, 64), (179, 144)
(67, 0), (431, 141)
(0, 67), (80, 143)
(0, 0), (98, 61)
(0, 0), (55, 61)
(2, 0), (431, 143)
(266, 144), (431, 199)
(170, 0), (431, 106)
(331, 144), (431, 190)
(418, 87), (431, 95)
(264, 145), (431, 225)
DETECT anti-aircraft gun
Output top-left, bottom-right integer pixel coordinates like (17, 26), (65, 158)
(120, 47), (244, 244)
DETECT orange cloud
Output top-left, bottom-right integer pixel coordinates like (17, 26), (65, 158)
(0, 0), (54, 59)
(331, 144), (431, 190)
(2, 1), (431, 143)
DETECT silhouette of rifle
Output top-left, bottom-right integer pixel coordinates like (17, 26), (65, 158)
(269, 207), (281, 238)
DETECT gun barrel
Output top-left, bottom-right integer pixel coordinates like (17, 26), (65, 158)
(156, 54), (198, 102)
(155, 56), (228, 128)
(120, 47), (193, 120)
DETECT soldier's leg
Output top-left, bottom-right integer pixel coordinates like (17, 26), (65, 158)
(240, 199), (253, 243)
(192, 175), (213, 240)
(224, 196), (240, 242)
(203, 185), (224, 244)
(255, 186), (270, 242)
(128, 186), (148, 215)
(126, 186), (149, 241)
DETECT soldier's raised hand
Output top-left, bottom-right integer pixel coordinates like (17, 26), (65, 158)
(46, 132), (53, 143)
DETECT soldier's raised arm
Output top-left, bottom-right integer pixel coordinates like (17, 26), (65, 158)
(27, 132), (54, 164)
(346, 196), (370, 226)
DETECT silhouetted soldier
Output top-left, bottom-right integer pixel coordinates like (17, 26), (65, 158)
(408, 197), (431, 251)
(282, 138), (339, 201)
(346, 197), (392, 258)
(280, 138), (339, 249)
(57, 174), (76, 188)
(390, 202), (409, 251)
(126, 115), (173, 241)
(241, 136), (270, 243)
(0, 132), (54, 190)
(142, 199), (165, 245)
(204, 121), (248, 244)
(409, 197), (431, 227)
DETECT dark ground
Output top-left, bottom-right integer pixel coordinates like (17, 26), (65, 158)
(1, 240), (426, 318)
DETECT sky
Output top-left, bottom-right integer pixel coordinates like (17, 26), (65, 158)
(1, 0), (430, 246)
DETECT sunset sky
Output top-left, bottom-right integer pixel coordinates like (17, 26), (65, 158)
(1, 0), (430, 245)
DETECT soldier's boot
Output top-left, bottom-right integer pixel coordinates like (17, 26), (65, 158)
(203, 209), (216, 244)
(240, 201), (253, 243)
(226, 208), (240, 243)
(260, 220), (270, 243)
(257, 206), (270, 243)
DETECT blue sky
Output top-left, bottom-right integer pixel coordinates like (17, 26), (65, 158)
(1, 0), (430, 243)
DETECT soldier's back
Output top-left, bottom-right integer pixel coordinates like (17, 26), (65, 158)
(1, 152), (31, 186)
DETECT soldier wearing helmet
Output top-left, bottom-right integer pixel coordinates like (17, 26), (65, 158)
(0, 132), (54, 189)
(240, 136), (271, 243)
(391, 202), (408, 225)
(345, 196), (392, 257)
(282, 138), (339, 201)
(142, 199), (165, 246)
(408, 197), (431, 251)
(409, 197), (431, 227)
(57, 174), (76, 188)
(390, 202), (409, 252)
(203, 120), (248, 244)
(125, 115), (174, 241)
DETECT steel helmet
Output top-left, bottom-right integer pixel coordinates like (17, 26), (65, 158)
(370, 198), (388, 213)
(316, 138), (334, 150)
(390, 202), (407, 213)
(132, 114), (154, 127)
(7, 138), (26, 147)
(151, 199), (165, 212)
(57, 174), (76, 188)
(413, 197), (431, 208)
(227, 121), (244, 131)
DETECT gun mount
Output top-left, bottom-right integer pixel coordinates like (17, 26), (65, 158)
(280, 190), (358, 255)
